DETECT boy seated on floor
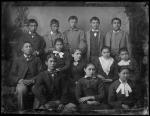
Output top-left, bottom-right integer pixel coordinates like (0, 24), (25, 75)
(32, 53), (76, 113)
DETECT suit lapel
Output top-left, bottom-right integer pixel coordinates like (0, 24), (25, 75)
(20, 55), (29, 79)
(86, 30), (91, 60)
(118, 30), (124, 49)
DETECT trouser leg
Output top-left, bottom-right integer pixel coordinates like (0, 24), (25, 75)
(16, 83), (28, 110)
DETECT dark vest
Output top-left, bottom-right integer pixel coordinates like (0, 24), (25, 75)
(90, 31), (99, 57)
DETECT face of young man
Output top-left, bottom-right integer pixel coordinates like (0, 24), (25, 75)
(101, 48), (110, 59)
(55, 41), (63, 52)
(28, 22), (38, 33)
(91, 20), (100, 30)
(112, 20), (121, 31)
(46, 58), (56, 70)
(84, 64), (96, 77)
(72, 50), (82, 62)
(51, 23), (59, 33)
(22, 43), (32, 55)
(120, 51), (129, 61)
(119, 69), (130, 82)
(69, 19), (77, 28)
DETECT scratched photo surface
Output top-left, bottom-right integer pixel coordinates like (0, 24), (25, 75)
(1, 1), (149, 115)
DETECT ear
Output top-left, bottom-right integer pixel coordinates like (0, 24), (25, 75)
(21, 48), (24, 52)
(45, 61), (48, 66)
(72, 54), (74, 57)
(84, 68), (86, 72)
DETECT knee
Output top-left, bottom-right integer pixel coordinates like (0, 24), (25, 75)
(31, 85), (35, 94)
(63, 103), (77, 113)
(16, 84), (27, 95)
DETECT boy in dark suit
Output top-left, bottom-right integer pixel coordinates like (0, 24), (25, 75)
(17, 19), (46, 63)
(86, 16), (104, 61)
(9, 41), (43, 111)
(32, 53), (74, 112)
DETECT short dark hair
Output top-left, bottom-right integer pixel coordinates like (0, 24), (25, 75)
(101, 46), (111, 52)
(90, 16), (100, 24)
(72, 48), (82, 54)
(23, 41), (32, 47)
(45, 52), (56, 62)
(119, 48), (129, 54)
(50, 19), (59, 26)
(118, 66), (130, 73)
(28, 19), (38, 26)
(68, 16), (78, 22)
(84, 62), (96, 69)
(54, 38), (64, 45)
(111, 17), (121, 25)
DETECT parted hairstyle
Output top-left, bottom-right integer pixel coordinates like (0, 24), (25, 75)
(119, 47), (129, 54)
(28, 19), (38, 26)
(90, 16), (100, 24)
(111, 17), (121, 25)
(68, 15), (78, 22)
(50, 18), (59, 26)
(54, 38), (64, 45)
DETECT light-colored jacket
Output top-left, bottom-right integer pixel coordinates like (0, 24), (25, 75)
(105, 30), (132, 57)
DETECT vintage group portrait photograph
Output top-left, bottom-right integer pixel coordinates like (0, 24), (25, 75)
(1, 1), (149, 115)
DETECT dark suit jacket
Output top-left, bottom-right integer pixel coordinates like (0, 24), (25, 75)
(17, 32), (46, 58)
(49, 49), (71, 73)
(108, 79), (137, 108)
(32, 70), (69, 105)
(9, 55), (43, 86)
(75, 77), (105, 103)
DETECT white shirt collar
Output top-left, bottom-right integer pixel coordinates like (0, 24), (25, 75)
(47, 69), (54, 72)
(29, 31), (32, 35)
(24, 54), (31, 58)
(113, 30), (120, 33)
(84, 75), (96, 79)
(92, 29), (99, 32)
(50, 31), (54, 35)
(118, 60), (131, 66)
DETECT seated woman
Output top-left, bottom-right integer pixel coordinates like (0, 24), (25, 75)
(108, 66), (137, 109)
(91, 46), (118, 103)
(75, 63), (108, 113)
(67, 48), (87, 107)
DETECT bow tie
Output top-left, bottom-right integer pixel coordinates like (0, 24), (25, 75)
(24, 55), (31, 61)
(116, 79), (132, 97)
(47, 70), (57, 78)
(53, 51), (64, 58)
(29, 31), (36, 38)
(113, 30), (120, 33)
